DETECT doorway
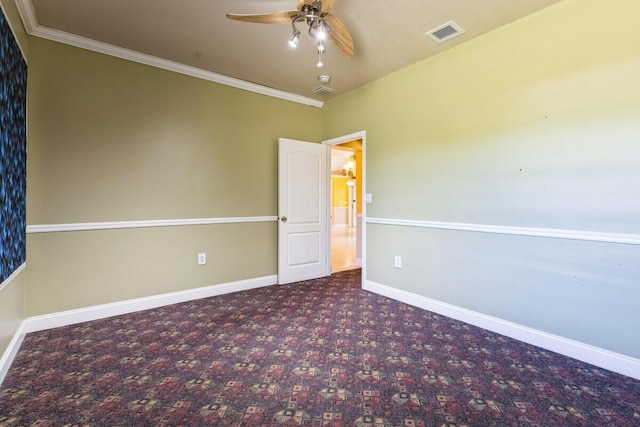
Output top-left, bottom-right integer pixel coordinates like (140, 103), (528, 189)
(325, 134), (364, 274)
(277, 132), (365, 285)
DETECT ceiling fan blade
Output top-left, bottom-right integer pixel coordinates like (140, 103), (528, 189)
(297, 0), (311, 11)
(325, 13), (354, 58)
(321, 0), (336, 13)
(297, 0), (335, 13)
(226, 10), (298, 24)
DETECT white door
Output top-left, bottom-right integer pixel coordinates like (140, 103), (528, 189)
(278, 138), (328, 284)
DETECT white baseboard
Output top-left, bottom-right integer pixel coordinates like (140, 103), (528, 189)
(8, 275), (638, 383)
(26, 275), (277, 333)
(0, 320), (27, 385)
(364, 279), (640, 381)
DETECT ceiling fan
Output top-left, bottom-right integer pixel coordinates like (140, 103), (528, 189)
(226, 0), (354, 67)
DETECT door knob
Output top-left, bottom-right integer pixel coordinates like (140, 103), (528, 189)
(280, 216), (288, 223)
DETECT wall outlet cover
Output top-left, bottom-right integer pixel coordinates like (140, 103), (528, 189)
(197, 253), (207, 265)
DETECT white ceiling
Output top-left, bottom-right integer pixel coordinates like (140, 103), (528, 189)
(18, 0), (564, 105)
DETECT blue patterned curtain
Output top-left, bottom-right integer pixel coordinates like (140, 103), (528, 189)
(0, 8), (27, 282)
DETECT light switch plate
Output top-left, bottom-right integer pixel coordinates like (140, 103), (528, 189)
(394, 256), (402, 269)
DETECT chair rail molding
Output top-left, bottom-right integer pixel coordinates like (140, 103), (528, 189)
(26, 216), (278, 234)
(366, 217), (640, 246)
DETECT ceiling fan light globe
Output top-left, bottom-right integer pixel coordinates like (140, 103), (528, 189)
(308, 17), (328, 41)
(289, 31), (300, 48)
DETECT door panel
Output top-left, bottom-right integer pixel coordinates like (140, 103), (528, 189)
(278, 138), (328, 284)
(288, 232), (320, 266)
(288, 152), (321, 224)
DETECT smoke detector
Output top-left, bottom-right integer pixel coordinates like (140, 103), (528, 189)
(318, 74), (331, 84)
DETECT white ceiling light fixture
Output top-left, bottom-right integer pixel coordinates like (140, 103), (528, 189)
(285, 1), (331, 67)
(288, 28), (301, 47)
(227, 0), (354, 68)
(316, 39), (326, 67)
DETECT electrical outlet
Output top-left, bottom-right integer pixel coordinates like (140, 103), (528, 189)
(394, 256), (402, 269)
(197, 253), (207, 266)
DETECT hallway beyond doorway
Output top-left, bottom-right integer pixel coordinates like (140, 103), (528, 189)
(331, 226), (357, 273)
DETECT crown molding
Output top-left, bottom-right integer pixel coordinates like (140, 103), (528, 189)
(14, 0), (324, 108)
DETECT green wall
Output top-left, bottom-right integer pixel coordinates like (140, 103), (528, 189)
(323, 0), (640, 358)
(25, 37), (322, 316)
(0, 271), (24, 353)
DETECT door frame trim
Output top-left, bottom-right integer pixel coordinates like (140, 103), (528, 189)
(323, 131), (367, 285)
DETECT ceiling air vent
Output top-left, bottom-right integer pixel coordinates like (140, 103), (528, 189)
(426, 21), (465, 43)
(311, 86), (335, 96)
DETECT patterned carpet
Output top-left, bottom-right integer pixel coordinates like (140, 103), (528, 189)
(1, 269), (639, 426)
